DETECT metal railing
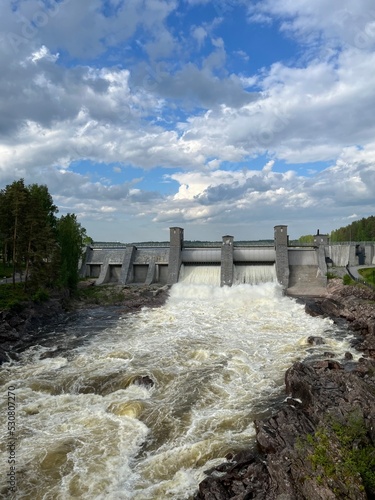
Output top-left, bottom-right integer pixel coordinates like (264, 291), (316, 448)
(345, 265), (375, 290)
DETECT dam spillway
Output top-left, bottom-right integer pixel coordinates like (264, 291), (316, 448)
(178, 264), (277, 286)
(79, 225), (375, 292)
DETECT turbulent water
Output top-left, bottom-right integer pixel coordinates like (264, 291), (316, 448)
(0, 281), (355, 500)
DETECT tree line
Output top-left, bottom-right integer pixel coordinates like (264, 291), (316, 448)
(330, 216), (375, 242)
(0, 179), (90, 294)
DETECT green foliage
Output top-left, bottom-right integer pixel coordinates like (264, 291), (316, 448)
(0, 262), (13, 278)
(32, 289), (50, 303)
(300, 411), (375, 495)
(8, 299), (25, 314)
(326, 271), (337, 279)
(0, 179), (90, 300)
(0, 284), (28, 311)
(56, 214), (87, 294)
(358, 268), (375, 286)
(298, 234), (314, 243)
(330, 215), (375, 242)
(343, 274), (355, 285)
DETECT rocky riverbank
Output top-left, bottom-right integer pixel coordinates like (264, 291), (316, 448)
(195, 279), (375, 500)
(0, 283), (169, 364)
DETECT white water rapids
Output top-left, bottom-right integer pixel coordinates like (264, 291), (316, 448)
(1, 281), (355, 499)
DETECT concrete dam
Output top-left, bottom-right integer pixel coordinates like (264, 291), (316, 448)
(79, 226), (375, 295)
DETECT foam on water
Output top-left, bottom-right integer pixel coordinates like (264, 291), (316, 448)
(0, 282), (355, 499)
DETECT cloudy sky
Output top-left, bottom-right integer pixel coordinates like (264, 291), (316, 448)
(1, 0), (375, 242)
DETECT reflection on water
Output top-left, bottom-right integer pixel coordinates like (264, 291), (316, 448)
(0, 282), (354, 499)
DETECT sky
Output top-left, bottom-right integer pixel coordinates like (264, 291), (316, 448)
(0, 0), (375, 243)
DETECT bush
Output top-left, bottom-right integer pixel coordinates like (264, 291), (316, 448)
(32, 289), (50, 303)
(326, 272), (337, 279)
(343, 274), (355, 285)
(7, 299), (24, 314)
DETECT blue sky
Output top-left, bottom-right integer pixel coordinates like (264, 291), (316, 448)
(0, 0), (375, 242)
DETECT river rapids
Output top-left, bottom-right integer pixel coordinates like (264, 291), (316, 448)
(0, 280), (355, 499)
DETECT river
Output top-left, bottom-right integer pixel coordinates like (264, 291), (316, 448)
(0, 280), (355, 499)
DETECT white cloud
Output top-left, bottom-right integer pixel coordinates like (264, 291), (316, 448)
(248, 0), (375, 51)
(0, 0), (374, 242)
(191, 26), (208, 48)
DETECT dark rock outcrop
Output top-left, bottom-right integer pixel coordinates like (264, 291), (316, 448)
(0, 297), (66, 363)
(196, 358), (375, 500)
(196, 280), (375, 500)
(306, 280), (375, 358)
(0, 283), (170, 364)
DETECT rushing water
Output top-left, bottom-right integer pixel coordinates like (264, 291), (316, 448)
(1, 281), (355, 499)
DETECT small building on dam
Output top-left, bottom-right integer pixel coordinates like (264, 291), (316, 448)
(79, 226), (375, 293)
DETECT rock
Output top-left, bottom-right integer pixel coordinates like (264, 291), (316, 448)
(195, 281), (375, 499)
(0, 284), (169, 364)
(307, 336), (325, 345)
(196, 359), (375, 499)
(304, 300), (324, 317)
(132, 375), (155, 388)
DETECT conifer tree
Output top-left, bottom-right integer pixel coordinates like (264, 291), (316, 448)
(0, 180), (29, 285)
(56, 213), (87, 293)
(24, 184), (59, 290)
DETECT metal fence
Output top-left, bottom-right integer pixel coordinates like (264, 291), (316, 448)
(346, 265), (375, 290)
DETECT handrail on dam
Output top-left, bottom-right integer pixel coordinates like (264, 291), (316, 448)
(346, 265), (375, 290)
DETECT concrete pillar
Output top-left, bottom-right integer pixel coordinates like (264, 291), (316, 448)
(274, 225), (289, 288)
(168, 227), (184, 284)
(79, 246), (93, 278)
(221, 235), (234, 287)
(145, 260), (156, 285)
(317, 246), (327, 286)
(95, 254), (111, 285)
(119, 246), (137, 284)
(349, 244), (357, 266)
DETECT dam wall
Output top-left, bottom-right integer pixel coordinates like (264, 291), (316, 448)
(80, 227), (375, 290)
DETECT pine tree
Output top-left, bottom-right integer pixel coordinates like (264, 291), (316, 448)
(56, 213), (87, 294)
(24, 184), (59, 290)
(0, 180), (29, 285)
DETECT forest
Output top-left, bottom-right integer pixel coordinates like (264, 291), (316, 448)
(330, 216), (375, 242)
(0, 179), (89, 295)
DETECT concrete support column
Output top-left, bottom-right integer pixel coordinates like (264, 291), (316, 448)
(221, 235), (234, 287)
(96, 254), (111, 285)
(79, 246), (93, 278)
(119, 246), (137, 284)
(145, 260), (156, 285)
(349, 244), (357, 266)
(274, 225), (289, 288)
(168, 227), (184, 284)
(317, 246), (327, 286)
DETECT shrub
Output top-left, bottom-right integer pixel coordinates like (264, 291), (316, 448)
(343, 274), (355, 285)
(32, 289), (50, 303)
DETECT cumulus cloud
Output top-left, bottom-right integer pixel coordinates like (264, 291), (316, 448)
(248, 0), (375, 51)
(0, 0), (374, 241)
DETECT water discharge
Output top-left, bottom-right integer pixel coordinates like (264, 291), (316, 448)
(0, 281), (355, 499)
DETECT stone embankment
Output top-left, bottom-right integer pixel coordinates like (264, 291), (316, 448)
(195, 279), (375, 500)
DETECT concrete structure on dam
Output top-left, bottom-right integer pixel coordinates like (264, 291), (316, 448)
(79, 226), (375, 293)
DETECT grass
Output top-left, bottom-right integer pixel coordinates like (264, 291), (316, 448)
(343, 274), (356, 285)
(0, 283), (29, 311)
(297, 411), (375, 496)
(0, 262), (14, 279)
(358, 268), (375, 286)
(0, 282), (50, 310)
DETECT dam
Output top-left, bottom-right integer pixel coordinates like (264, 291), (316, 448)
(79, 226), (375, 294)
